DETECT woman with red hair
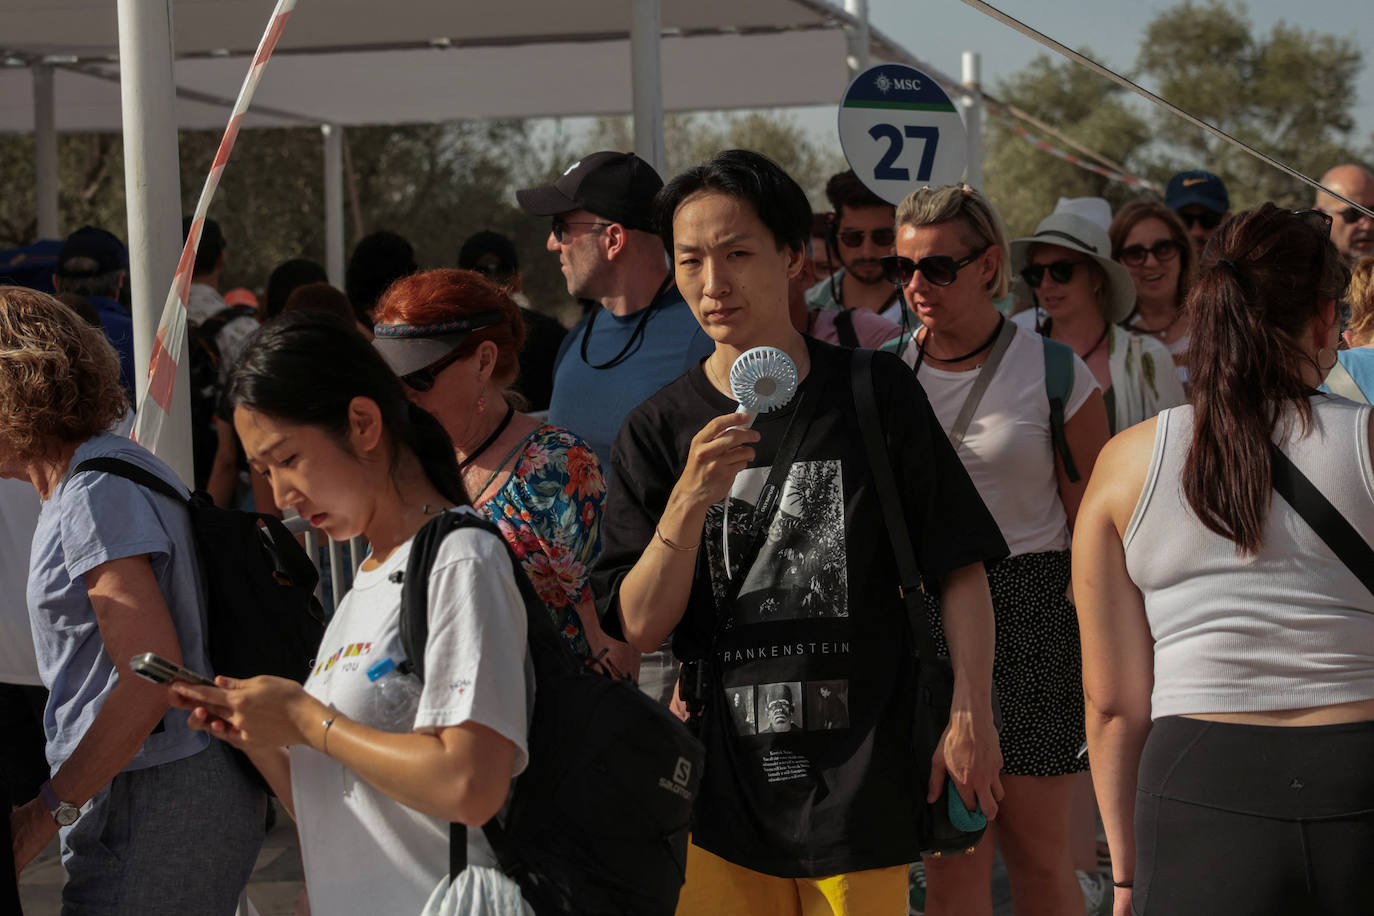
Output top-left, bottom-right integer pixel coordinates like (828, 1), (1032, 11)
(372, 269), (633, 674)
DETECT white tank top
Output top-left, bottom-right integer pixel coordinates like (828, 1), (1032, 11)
(1124, 398), (1374, 719)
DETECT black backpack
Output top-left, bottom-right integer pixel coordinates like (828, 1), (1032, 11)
(71, 457), (325, 684)
(188, 305), (255, 491)
(400, 511), (704, 916)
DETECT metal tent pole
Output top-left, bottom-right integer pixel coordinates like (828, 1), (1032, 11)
(32, 63), (60, 240)
(844, 0), (871, 78)
(630, 0), (664, 176)
(322, 123), (345, 288)
(117, 0), (193, 483)
(962, 51), (984, 190)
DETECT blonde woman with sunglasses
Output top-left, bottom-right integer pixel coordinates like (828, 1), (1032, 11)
(884, 185), (1111, 916)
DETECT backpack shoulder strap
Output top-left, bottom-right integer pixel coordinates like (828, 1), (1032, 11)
(1325, 359), (1369, 404)
(70, 456), (188, 505)
(834, 308), (860, 349)
(1041, 335), (1081, 483)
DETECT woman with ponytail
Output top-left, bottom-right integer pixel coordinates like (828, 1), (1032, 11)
(1075, 205), (1374, 915)
(170, 313), (534, 913)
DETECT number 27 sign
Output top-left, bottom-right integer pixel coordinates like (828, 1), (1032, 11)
(838, 64), (968, 206)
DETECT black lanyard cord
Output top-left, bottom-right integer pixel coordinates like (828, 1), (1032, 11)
(579, 276), (674, 370)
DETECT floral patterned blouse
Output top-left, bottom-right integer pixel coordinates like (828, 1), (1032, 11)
(479, 425), (606, 659)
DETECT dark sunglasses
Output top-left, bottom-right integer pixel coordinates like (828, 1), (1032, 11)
(881, 246), (988, 287)
(836, 227), (896, 249)
(1117, 239), (1181, 268)
(1294, 208), (1334, 237)
(1319, 206), (1368, 226)
(551, 218), (612, 243)
(1021, 260), (1082, 288)
(1177, 210), (1223, 231)
(400, 347), (467, 392)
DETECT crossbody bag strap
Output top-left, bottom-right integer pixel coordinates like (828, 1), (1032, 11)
(1270, 443), (1374, 600)
(851, 349), (941, 667)
(723, 354), (829, 604)
(947, 318), (1017, 451)
(70, 457), (188, 504)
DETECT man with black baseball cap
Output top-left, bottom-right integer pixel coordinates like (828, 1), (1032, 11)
(517, 151), (712, 470)
(52, 226), (135, 401)
(519, 151), (713, 709)
(1164, 169), (1230, 250)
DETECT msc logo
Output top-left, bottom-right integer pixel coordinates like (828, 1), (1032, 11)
(875, 74), (922, 94)
(658, 756), (695, 800)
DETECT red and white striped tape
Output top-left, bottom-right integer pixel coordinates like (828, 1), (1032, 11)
(132, 0), (296, 457)
(987, 105), (1161, 194)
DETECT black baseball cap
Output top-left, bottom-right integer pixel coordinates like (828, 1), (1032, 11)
(516, 151), (662, 232)
(56, 226), (128, 276)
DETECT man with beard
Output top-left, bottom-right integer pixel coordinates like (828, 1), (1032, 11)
(806, 170), (905, 327)
(1316, 163), (1374, 266)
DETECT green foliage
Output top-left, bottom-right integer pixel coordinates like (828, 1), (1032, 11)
(984, 0), (1371, 230)
(984, 52), (1151, 236)
(585, 110), (845, 208)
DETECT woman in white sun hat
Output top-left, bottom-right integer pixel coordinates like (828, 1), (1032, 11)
(1011, 210), (1185, 435)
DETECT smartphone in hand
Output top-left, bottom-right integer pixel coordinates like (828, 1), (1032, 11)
(130, 652), (215, 687)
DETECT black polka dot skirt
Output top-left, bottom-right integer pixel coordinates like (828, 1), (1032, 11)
(924, 549), (1088, 777)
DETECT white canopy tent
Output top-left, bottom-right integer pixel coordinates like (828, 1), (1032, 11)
(0, 0), (979, 480)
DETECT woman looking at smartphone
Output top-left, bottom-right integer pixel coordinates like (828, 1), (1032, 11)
(0, 287), (264, 913)
(170, 312), (533, 913)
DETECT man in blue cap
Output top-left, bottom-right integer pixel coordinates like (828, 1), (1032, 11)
(51, 226), (135, 401)
(1164, 169), (1230, 252)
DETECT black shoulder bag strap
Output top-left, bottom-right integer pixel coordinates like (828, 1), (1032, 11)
(723, 354), (829, 604)
(850, 349), (940, 667)
(834, 308), (860, 349)
(1270, 443), (1374, 599)
(70, 456), (187, 504)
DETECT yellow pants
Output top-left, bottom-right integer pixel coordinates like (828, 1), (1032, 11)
(673, 841), (909, 916)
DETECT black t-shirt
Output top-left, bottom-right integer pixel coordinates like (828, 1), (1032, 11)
(513, 305), (567, 413)
(592, 338), (1007, 877)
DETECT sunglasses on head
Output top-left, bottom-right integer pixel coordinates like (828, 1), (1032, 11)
(880, 246), (988, 287)
(1319, 206), (1369, 226)
(1117, 239), (1181, 268)
(1021, 260), (1084, 288)
(1177, 210), (1223, 231)
(836, 227), (896, 249)
(1295, 208), (1334, 237)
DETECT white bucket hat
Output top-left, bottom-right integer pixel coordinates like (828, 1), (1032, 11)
(1009, 211), (1137, 324)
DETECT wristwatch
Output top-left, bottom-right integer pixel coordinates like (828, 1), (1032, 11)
(39, 779), (81, 827)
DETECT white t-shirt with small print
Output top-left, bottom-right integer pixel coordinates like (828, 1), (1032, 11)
(290, 510), (533, 914)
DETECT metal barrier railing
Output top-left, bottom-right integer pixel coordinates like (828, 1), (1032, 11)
(282, 512), (366, 614)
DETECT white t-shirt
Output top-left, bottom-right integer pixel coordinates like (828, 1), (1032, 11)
(899, 323), (1099, 555)
(290, 511), (533, 915)
(0, 477), (42, 685)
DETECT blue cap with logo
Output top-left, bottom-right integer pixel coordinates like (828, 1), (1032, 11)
(1165, 170), (1229, 214)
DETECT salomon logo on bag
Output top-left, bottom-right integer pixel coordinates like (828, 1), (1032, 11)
(401, 511), (705, 916)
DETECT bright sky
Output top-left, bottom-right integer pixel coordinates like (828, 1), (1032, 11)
(791, 0), (1374, 160)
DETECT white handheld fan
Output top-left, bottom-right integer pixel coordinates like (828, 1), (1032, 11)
(729, 346), (798, 428)
(722, 346), (799, 577)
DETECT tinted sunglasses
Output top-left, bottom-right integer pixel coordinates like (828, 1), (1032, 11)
(400, 347), (467, 392)
(551, 218), (611, 243)
(1117, 239), (1181, 267)
(1021, 260), (1082, 288)
(1294, 208), (1334, 237)
(1177, 210), (1223, 231)
(1319, 206), (1368, 226)
(836, 227), (896, 249)
(881, 246), (988, 287)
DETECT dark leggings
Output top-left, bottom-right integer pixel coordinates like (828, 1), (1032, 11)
(1133, 716), (1374, 915)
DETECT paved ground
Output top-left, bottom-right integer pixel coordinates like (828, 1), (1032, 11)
(19, 802), (1019, 915)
